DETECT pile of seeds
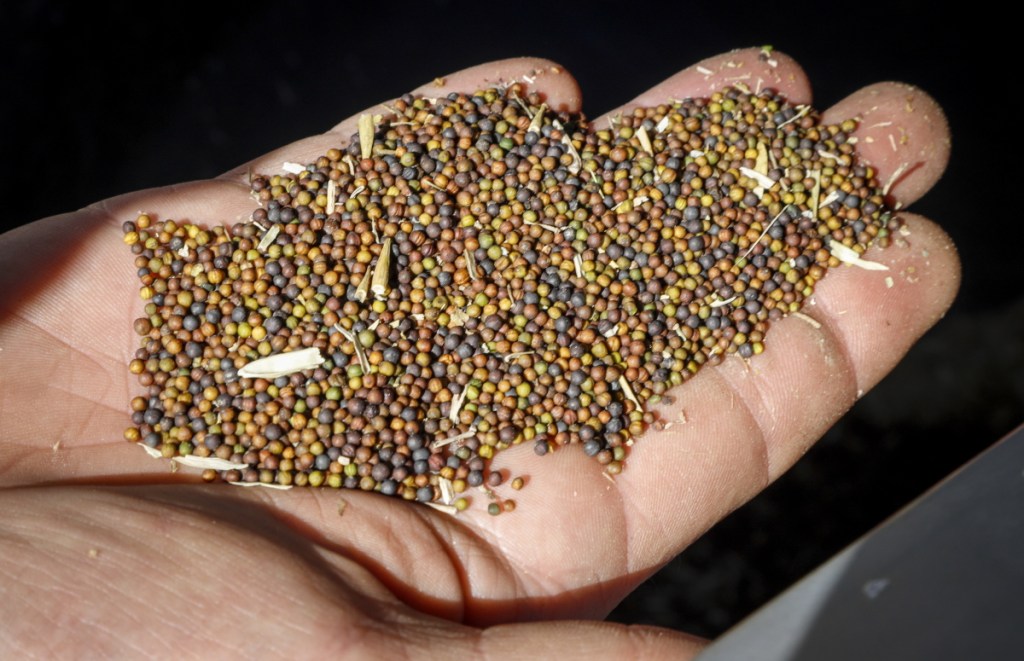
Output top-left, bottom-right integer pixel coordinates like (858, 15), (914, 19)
(123, 83), (895, 510)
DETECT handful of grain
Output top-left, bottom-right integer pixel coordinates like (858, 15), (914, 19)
(123, 84), (894, 511)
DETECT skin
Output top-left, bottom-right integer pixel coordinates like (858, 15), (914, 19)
(0, 49), (958, 659)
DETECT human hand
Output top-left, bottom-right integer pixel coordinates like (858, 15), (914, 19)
(0, 48), (957, 658)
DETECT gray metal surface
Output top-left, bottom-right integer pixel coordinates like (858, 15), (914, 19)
(697, 423), (1024, 661)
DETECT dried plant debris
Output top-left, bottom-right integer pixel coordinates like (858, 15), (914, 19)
(122, 84), (897, 508)
(238, 347), (325, 379)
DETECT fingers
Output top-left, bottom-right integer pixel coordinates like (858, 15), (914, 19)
(823, 83), (950, 205)
(603, 61), (958, 572)
(808, 214), (959, 394)
(220, 57), (582, 182)
(593, 49), (949, 210)
(404, 58), (582, 113)
(593, 47), (812, 123)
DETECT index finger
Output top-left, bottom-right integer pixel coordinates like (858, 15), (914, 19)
(219, 57), (583, 183)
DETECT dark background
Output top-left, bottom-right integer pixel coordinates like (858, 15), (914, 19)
(3, 0), (1019, 639)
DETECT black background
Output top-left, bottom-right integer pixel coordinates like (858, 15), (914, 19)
(3, 0), (1019, 638)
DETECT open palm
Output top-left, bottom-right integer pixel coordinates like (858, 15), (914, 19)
(0, 49), (957, 658)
